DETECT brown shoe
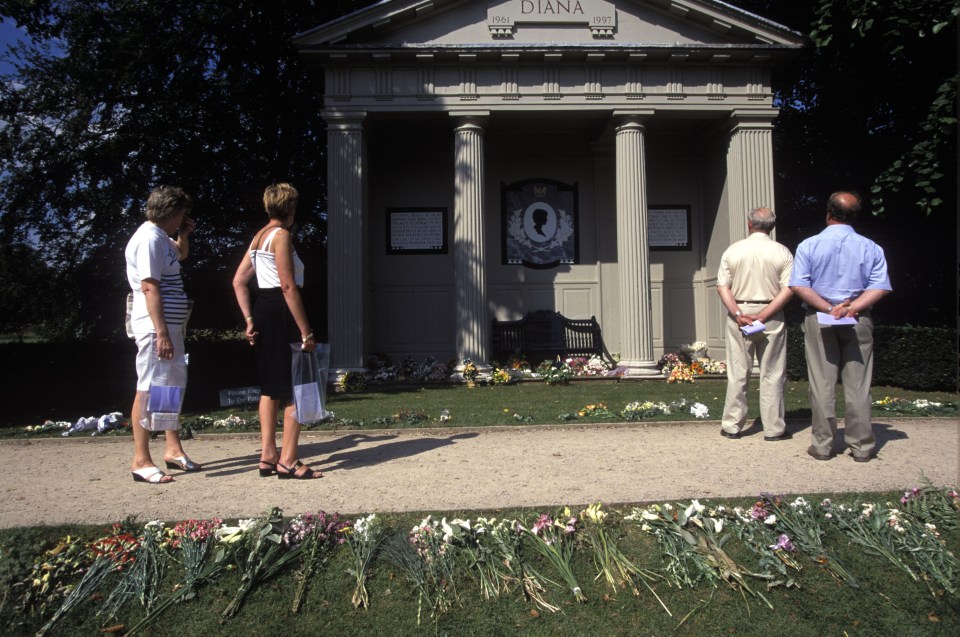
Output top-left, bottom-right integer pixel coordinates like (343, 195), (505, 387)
(764, 432), (793, 442)
(806, 446), (833, 461)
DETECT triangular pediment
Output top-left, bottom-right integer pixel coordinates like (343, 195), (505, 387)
(294, 0), (805, 53)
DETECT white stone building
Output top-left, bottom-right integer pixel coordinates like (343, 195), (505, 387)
(293, 0), (804, 376)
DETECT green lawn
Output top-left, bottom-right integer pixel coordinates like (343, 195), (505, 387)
(2, 491), (957, 636)
(196, 379), (956, 434)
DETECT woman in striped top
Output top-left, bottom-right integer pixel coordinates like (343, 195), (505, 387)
(124, 185), (202, 484)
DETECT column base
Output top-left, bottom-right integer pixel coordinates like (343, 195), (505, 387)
(617, 360), (663, 378)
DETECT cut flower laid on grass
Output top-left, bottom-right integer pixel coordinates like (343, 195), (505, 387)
(6, 482), (959, 635)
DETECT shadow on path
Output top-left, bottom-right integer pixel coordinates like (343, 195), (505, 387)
(318, 432), (479, 471)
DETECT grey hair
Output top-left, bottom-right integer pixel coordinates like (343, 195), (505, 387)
(145, 185), (193, 223)
(747, 207), (776, 232)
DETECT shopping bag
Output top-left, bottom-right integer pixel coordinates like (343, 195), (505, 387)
(291, 343), (333, 425)
(141, 357), (184, 431)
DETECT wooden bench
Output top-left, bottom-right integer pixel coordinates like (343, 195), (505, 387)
(491, 310), (615, 366)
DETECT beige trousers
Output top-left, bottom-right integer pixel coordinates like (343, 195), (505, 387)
(802, 309), (876, 458)
(721, 305), (787, 436)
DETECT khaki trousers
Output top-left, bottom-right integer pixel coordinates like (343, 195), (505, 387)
(721, 305), (787, 436)
(802, 309), (876, 458)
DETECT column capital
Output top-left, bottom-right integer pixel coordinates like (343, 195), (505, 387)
(321, 110), (367, 131)
(728, 108), (778, 130)
(612, 109), (654, 131)
(451, 111), (490, 131)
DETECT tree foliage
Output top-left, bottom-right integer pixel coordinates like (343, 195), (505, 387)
(0, 0), (377, 338)
(809, 0), (958, 216)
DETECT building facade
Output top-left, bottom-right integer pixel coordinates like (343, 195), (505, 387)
(294, 0), (803, 376)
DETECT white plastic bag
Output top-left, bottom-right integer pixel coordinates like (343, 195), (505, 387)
(140, 357), (184, 431)
(290, 343), (332, 425)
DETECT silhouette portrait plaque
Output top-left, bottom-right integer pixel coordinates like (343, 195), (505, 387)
(501, 179), (579, 268)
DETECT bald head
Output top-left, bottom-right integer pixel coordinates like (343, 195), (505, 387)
(827, 191), (861, 224)
(747, 207), (776, 233)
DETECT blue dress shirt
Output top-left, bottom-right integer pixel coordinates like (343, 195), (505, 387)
(789, 224), (892, 305)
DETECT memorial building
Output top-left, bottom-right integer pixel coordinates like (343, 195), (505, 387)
(294, 0), (804, 376)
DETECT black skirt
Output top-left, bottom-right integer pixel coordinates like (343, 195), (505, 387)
(253, 287), (299, 401)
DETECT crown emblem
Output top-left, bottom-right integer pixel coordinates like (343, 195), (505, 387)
(533, 184), (547, 197)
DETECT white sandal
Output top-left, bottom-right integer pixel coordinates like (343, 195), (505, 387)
(131, 466), (172, 484)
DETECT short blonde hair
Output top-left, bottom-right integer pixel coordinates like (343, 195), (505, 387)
(145, 185), (192, 223)
(263, 183), (298, 220)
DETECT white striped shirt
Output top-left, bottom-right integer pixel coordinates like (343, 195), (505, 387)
(125, 222), (188, 334)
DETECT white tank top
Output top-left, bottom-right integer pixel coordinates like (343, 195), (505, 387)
(249, 227), (304, 289)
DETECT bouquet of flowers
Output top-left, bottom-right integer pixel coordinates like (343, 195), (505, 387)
(285, 511), (349, 613)
(574, 402), (617, 420)
(657, 352), (682, 375)
(667, 365), (694, 383)
(521, 509), (586, 602)
(583, 355), (612, 376)
(759, 494), (858, 588)
(579, 503), (670, 613)
(18, 535), (88, 617)
(99, 520), (169, 621)
(125, 518), (254, 635)
(410, 356), (451, 382)
(490, 368), (513, 385)
(872, 396), (957, 415)
(720, 505), (802, 590)
(628, 501), (774, 610)
(166, 517), (223, 601)
(481, 517), (559, 612)
(462, 358), (479, 382)
(38, 522), (141, 636)
(622, 400), (670, 420)
(384, 515), (460, 624)
(345, 514), (386, 609)
(536, 359), (574, 385)
(222, 507), (308, 619)
(820, 499), (917, 582)
(440, 518), (503, 600)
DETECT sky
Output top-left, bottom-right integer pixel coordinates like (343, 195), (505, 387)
(0, 17), (26, 75)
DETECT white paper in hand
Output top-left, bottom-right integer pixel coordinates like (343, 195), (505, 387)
(740, 320), (765, 335)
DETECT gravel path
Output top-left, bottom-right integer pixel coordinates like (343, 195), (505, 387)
(1, 417), (956, 529)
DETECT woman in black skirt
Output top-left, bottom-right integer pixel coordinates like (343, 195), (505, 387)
(232, 183), (322, 479)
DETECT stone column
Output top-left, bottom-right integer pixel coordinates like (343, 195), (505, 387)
(614, 115), (659, 377)
(726, 110), (777, 242)
(323, 111), (366, 372)
(452, 114), (490, 370)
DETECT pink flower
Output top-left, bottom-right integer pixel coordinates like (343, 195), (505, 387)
(532, 513), (553, 536)
(770, 534), (796, 552)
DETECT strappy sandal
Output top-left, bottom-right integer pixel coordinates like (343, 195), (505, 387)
(277, 460), (322, 480)
(258, 461), (277, 477)
(132, 466), (173, 484)
(164, 455), (202, 472)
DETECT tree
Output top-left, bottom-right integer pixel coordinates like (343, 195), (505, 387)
(810, 0), (958, 216)
(0, 0), (378, 339)
(737, 0), (956, 324)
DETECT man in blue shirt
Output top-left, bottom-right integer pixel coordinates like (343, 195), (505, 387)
(789, 191), (892, 463)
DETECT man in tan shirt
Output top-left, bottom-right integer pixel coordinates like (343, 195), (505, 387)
(716, 207), (794, 440)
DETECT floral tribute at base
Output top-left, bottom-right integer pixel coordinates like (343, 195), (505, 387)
(9, 479), (958, 633)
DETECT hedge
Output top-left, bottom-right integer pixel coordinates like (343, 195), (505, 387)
(786, 324), (957, 392)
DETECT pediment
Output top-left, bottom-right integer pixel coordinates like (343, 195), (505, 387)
(294, 0), (805, 54)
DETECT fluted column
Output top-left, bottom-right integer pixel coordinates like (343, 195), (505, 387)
(615, 116), (659, 377)
(726, 112), (776, 242)
(452, 115), (490, 369)
(323, 111), (366, 371)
